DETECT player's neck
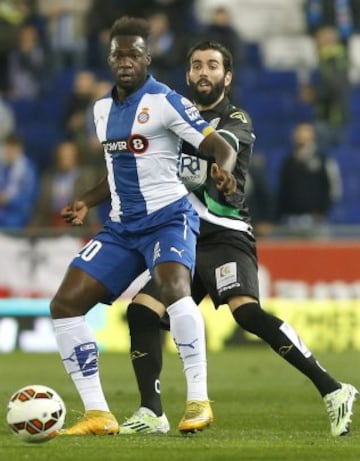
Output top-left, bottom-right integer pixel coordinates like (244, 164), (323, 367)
(115, 80), (146, 102)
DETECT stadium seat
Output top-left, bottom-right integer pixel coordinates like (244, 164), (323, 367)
(345, 122), (360, 147)
(256, 69), (298, 90)
(349, 86), (360, 117)
(243, 42), (262, 68)
(195, 0), (305, 42)
(257, 146), (288, 190)
(261, 35), (318, 75)
(19, 121), (63, 170)
(8, 99), (41, 124)
(348, 34), (360, 84)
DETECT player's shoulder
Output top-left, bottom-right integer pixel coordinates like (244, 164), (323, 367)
(93, 90), (113, 116)
(165, 88), (192, 106)
(95, 87), (113, 104)
(146, 75), (172, 98)
(218, 101), (254, 146)
(224, 103), (252, 125)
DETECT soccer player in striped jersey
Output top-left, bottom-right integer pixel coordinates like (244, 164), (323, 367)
(121, 41), (358, 436)
(50, 18), (238, 436)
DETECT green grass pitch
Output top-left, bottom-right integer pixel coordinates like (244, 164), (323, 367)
(1, 348), (360, 461)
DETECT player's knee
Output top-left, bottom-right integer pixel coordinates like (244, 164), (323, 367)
(153, 264), (191, 306)
(158, 278), (190, 306)
(232, 302), (265, 334)
(127, 303), (161, 334)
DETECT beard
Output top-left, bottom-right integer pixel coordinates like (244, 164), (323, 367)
(188, 77), (225, 106)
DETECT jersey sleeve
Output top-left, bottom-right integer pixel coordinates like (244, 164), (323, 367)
(161, 91), (214, 148)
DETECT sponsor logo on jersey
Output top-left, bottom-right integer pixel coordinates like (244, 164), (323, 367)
(180, 97), (193, 108)
(229, 111), (248, 123)
(102, 134), (149, 154)
(137, 107), (150, 124)
(180, 155), (207, 191)
(185, 105), (201, 121)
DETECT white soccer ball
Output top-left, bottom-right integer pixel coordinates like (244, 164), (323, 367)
(6, 384), (66, 443)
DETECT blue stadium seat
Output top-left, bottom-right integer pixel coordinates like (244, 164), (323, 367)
(256, 146), (288, 190)
(350, 85), (360, 116)
(346, 122), (360, 146)
(236, 68), (297, 91)
(19, 121), (63, 170)
(8, 99), (41, 124)
(240, 91), (299, 120)
(243, 42), (262, 69)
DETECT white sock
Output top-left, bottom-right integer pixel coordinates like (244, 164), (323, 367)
(52, 316), (109, 412)
(167, 296), (208, 401)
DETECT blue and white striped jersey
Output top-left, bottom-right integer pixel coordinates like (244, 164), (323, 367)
(94, 75), (214, 226)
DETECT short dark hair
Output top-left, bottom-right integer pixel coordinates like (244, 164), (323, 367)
(110, 16), (150, 42)
(186, 40), (233, 73)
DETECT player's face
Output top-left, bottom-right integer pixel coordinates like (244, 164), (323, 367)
(108, 36), (151, 95)
(186, 49), (232, 107)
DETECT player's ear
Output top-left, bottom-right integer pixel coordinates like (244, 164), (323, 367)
(186, 72), (190, 86)
(146, 54), (151, 65)
(224, 71), (232, 89)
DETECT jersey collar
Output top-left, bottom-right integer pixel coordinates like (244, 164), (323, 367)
(111, 75), (157, 105)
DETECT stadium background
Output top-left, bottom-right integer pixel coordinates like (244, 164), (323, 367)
(1, 0), (360, 353)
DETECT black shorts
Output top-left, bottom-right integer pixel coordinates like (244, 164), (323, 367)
(140, 229), (259, 309)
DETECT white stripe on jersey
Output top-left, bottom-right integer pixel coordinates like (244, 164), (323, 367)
(93, 97), (122, 221)
(188, 192), (253, 235)
(94, 97), (112, 140)
(105, 154), (121, 222)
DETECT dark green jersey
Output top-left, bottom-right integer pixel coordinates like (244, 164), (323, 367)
(180, 96), (255, 237)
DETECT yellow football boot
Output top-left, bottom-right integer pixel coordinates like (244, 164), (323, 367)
(59, 410), (119, 435)
(178, 400), (214, 434)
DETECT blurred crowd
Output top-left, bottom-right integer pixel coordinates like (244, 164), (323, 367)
(1, 0), (360, 235)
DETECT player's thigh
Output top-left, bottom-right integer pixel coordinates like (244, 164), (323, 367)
(51, 266), (110, 317)
(196, 243), (259, 308)
(71, 232), (147, 304)
(136, 263), (206, 305)
(141, 212), (198, 275)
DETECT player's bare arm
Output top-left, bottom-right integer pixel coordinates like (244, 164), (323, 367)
(61, 174), (110, 226)
(199, 131), (237, 195)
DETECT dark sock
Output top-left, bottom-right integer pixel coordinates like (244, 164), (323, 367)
(232, 303), (340, 397)
(127, 303), (163, 415)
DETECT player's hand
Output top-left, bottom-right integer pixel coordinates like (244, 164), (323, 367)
(211, 164), (237, 195)
(61, 200), (89, 226)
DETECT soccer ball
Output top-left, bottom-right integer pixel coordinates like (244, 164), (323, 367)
(6, 385), (66, 443)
